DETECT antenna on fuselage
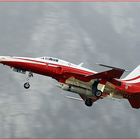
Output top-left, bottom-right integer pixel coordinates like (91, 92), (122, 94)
(78, 62), (84, 67)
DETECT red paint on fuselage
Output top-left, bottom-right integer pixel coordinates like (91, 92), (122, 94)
(1, 58), (95, 83)
(2, 57), (140, 94)
(1, 56), (140, 108)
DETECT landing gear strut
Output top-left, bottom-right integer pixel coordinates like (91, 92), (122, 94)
(24, 72), (33, 89)
(92, 80), (102, 97)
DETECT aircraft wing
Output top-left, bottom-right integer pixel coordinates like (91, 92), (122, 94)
(85, 68), (125, 80)
(63, 65), (125, 83)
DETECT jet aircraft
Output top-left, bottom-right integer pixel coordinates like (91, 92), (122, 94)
(0, 56), (140, 109)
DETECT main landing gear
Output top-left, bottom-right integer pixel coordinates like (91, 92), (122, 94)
(85, 98), (93, 107)
(24, 72), (33, 89)
(85, 80), (103, 107)
(92, 80), (102, 98)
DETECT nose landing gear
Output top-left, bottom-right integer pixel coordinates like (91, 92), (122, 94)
(24, 82), (30, 89)
(24, 72), (33, 89)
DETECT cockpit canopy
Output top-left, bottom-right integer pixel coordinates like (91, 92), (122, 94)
(38, 56), (75, 66)
(40, 57), (59, 62)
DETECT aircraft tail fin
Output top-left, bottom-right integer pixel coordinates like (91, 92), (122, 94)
(123, 65), (140, 81)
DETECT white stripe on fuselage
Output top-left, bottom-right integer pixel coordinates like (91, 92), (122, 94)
(3, 57), (46, 65)
(122, 65), (140, 81)
(14, 57), (96, 74)
(124, 78), (140, 84)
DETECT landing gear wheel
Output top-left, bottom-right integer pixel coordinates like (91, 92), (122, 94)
(95, 90), (102, 97)
(24, 82), (30, 89)
(92, 80), (102, 98)
(85, 98), (93, 107)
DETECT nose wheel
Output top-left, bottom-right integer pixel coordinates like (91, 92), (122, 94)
(24, 82), (30, 89)
(24, 72), (33, 89)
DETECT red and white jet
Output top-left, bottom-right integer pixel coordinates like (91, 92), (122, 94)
(0, 56), (140, 109)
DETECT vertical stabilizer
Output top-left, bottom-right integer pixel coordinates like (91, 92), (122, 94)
(123, 65), (140, 80)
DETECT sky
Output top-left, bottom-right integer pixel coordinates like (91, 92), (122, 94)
(0, 2), (140, 138)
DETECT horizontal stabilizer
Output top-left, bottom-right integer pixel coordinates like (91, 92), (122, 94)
(128, 94), (140, 109)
